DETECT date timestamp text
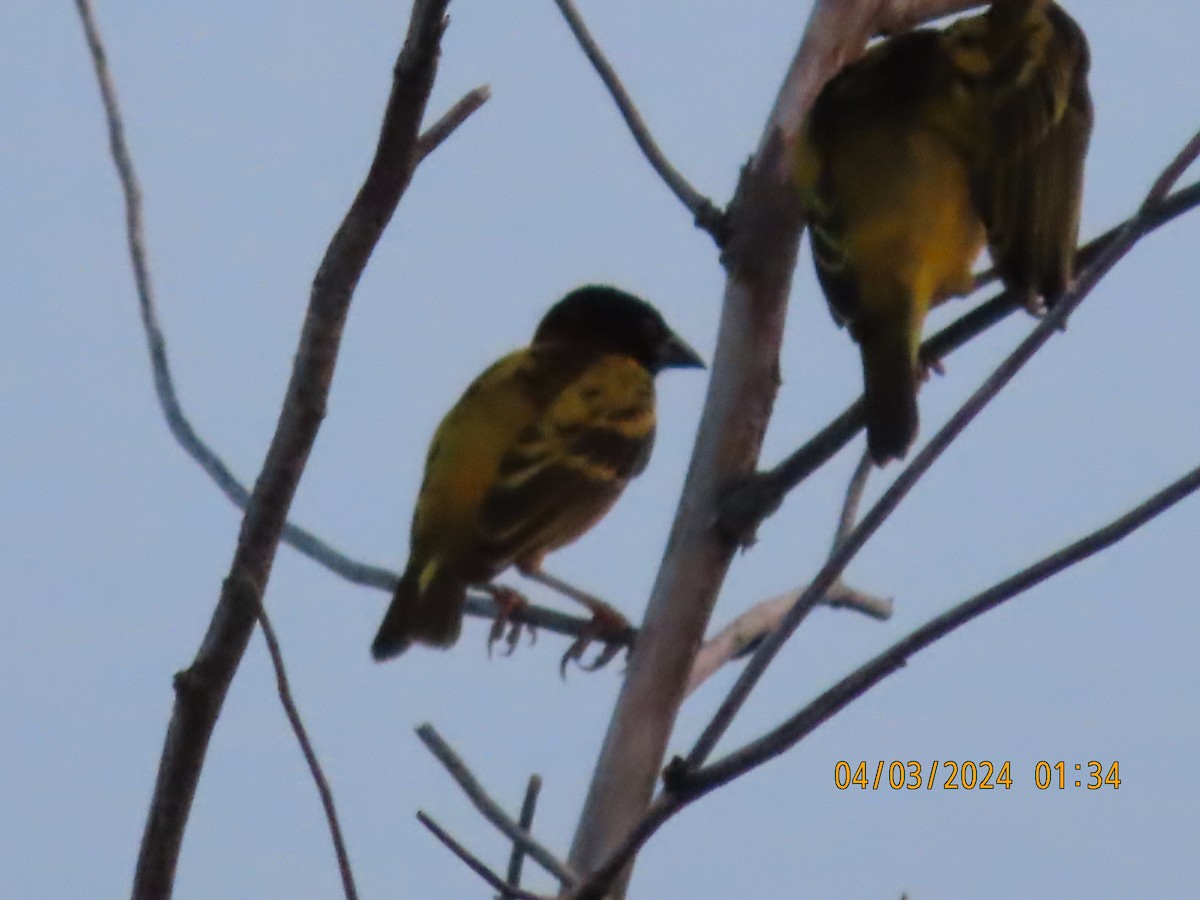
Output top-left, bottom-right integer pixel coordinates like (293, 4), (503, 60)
(834, 760), (1121, 791)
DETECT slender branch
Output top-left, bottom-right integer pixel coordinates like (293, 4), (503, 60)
(549, 0), (725, 240)
(685, 580), (889, 696)
(686, 130), (1200, 772)
(416, 812), (550, 900)
(718, 177), (1200, 545)
(255, 604), (358, 900)
(686, 460), (1200, 792)
(417, 85), (491, 160)
(415, 725), (577, 887)
(113, 2), (454, 895)
(685, 450), (887, 696)
(499, 776), (543, 900)
(1143, 131), (1200, 209)
(820, 581), (893, 619)
(833, 451), (873, 549)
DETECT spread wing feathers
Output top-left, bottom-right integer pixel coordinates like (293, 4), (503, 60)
(477, 356), (655, 567)
(945, 0), (1093, 303)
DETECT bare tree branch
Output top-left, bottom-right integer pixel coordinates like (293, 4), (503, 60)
(255, 603), (358, 900)
(686, 450), (888, 697)
(686, 580), (889, 696)
(499, 775), (543, 900)
(565, 2), (929, 893)
(685, 129), (1200, 773)
(820, 581), (894, 619)
(833, 451), (873, 549)
(416, 812), (550, 900)
(417, 85), (492, 160)
(88, 0), (456, 893)
(549, 0), (725, 240)
(415, 725), (577, 887)
(717, 177), (1200, 545)
(682, 460), (1200, 793)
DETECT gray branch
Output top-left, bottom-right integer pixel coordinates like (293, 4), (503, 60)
(416, 724), (578, 887)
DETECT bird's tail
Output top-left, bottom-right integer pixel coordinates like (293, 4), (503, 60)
(371, 561), (465, 661)
(860, 333), (919, 466)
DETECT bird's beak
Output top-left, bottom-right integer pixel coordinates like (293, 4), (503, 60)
(658, 331), (706, 370)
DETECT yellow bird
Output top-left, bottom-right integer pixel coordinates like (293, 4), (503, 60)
(794, 0), (1092, 463)
(372, 285), (705, 661)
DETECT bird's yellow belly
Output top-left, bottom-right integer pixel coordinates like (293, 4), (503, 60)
(844, 132), (986, 322)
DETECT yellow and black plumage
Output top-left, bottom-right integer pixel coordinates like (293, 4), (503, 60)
(372, 285), (705, 661)
(794, 0), (1092, 464)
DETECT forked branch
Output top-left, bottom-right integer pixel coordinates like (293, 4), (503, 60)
(79, 0), (460, 894)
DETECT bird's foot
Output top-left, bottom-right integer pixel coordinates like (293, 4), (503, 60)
(485, 584), (537, 658)
(560, 604), (634, 677)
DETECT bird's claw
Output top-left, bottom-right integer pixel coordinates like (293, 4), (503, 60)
(485, 585), (536, 658)
(558, 611), (633, 678)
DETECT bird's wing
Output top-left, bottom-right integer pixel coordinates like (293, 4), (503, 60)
(476, 354), (656, 568)
(943, 0), (1093, 302)
(409, 350), (548, 569)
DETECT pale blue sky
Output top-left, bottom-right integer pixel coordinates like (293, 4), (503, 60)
(3, 1), (1198, 897)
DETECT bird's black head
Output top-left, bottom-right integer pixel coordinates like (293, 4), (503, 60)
(533, 285), (705, 375)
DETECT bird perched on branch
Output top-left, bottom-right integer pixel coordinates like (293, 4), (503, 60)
(794, 0), (1092, 464)
(372, 285), (705, 664)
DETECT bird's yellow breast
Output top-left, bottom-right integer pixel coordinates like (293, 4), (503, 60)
(412, 351), (543, 558)
(828, 127), (985, 322)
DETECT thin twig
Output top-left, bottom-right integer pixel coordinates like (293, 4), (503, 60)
(416, 725), (577, 887)
(820, 581), (893, 619)
(686, 131), (1200, 772)
(687, 460), (1200, 792)
(717, 178), (1200, 545)
(1143, 130), (1200, 210)
(499, 775), (543, 900)
(255, 604), (358, 900)
(416, 812), (550, 900)
(833, 451), (873, 550)
(417, 85), (491, 160)
(685, 580), (890, 696)
(116, 1), (455, 894)
(685, 451), (888, 697)
(549, 0), (725, 240)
